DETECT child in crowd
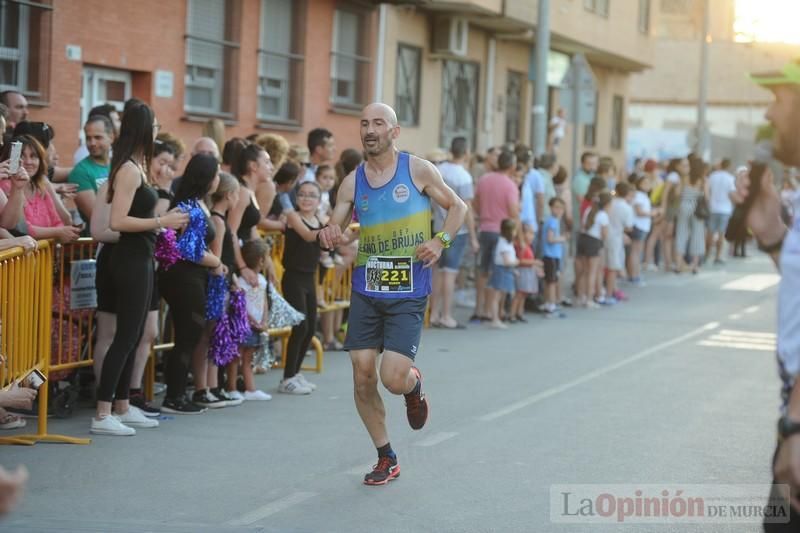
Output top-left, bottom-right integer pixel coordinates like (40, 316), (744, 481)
(230, 239), (272, 401)
(315, 164), (336, 269)
(606, 182), (634, 304)
(598, 161), (617, 191)
(629, 175), (654, 286)
(576, 192), (611, 308)
(208, 172), (245, 405)
(510, 223), (538, 323)
(542, 197), (567, 317)
(315, 164), (336, 223)
(488, 218), (519, 329)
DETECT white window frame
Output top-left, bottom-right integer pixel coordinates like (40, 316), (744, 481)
(257, 0), (304, 124)
(0, 0), (51, 96)
(184, 0), (239, 116)
(395, 44), (421, 127)
(584, 0), (609, 17)
(330, 6), (371, 108)
(638, 0), (651, 34)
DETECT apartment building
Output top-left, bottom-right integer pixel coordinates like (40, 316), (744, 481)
(629, 0), (800, 162)
(3, 0), (653, 169)
(377, 0), (655, 166)
(5, 0), (380, 164)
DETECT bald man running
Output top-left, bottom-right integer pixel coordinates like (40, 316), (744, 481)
(319, 103), (466, 485)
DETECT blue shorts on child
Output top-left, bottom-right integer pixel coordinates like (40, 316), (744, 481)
(241, 327), (266, 348)
(489, 265), (516, 293)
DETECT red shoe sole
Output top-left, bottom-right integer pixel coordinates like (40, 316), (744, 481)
(363, 466), (400, 486)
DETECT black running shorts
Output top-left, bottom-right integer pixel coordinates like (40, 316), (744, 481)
(343, 292), (428, 360)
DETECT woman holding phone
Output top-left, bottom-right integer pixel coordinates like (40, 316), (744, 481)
(0, 135), (79, 242)
(91, 102), (187, 436)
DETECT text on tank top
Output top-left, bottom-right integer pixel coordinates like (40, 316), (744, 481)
(352, 151), (431, 299)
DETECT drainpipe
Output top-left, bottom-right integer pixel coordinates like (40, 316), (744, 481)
(484, 36), (496, 151)
(374, 4), (388, 103)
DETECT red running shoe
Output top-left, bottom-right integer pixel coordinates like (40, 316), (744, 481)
(363, 455), (400, 485)
(405, 367), (429, 430)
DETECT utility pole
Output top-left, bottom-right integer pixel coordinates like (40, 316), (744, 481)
(531, 0), (550, 156)
(696, 0), (710, 157)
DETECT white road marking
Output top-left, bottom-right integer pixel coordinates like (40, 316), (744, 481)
(478, 322), (719, 422)
(226, 492), (317, 526)
(698, 340), (775, 351)
(722, 274), (780, 292)
(697, 329), (777, 352)
(719, 329), (775, 339)
(413, 431), (458, 447)
(743, 305), (760, 314)
(728, 313), (742, 320)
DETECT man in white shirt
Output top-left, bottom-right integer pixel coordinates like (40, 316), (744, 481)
(430, 137), (479, 329)
(548, 108), (567, 152)
(706, 158), (737, 264)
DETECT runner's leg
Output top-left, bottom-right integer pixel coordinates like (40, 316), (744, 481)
(351, 348), (388, 447)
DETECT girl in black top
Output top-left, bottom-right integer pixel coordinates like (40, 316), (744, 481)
(278, 181), (325, 395)
(158, 154), (226, 414)
(129, 139), (177, 416)
(208, 172), (244, 402)
(92, 103), (187, 436)
(229, 144), (276, 287)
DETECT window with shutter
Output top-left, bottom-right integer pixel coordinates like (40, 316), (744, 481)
(330, 5), (372, 108)
(0, 0), (52, 99)
(258, 0), (304, 123)
(395, 44), (421, 127)
(184, 0), (240, 116)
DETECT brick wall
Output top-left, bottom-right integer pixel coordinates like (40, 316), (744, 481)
(28, 0), (372, 167)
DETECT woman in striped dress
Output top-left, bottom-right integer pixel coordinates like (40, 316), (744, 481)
(674, 161), (707, 274)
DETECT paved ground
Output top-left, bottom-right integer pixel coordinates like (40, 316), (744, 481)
(0, 253), (785, 532)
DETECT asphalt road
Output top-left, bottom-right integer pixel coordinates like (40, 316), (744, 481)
(0, 253), (785, 533)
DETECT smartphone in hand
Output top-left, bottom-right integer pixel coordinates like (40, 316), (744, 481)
(7, 141), (22, 175)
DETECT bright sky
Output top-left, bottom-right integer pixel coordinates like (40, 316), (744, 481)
(734, 0), (800, 44)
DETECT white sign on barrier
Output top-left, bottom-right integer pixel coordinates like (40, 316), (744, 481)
(70, 259), (97, 310)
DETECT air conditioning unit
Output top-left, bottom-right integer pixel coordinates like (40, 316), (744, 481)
(432, 17), (468, 57)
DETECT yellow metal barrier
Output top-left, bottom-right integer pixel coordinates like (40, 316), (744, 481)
(0, 240), (89, 445)
(50, 238), (97, 380)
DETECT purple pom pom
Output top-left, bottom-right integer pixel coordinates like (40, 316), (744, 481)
(154, 229), (181, 270)
(229, 289), (250, 343)
(208, 312), (240, 366)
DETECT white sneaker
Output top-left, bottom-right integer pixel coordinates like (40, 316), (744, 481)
(91, 415), (136, 436)
(295, 373), (317, 391)
(243, 390), (273, 401)
(115, 406), (159, 428)
(227, 390), (245, 401)
(278, 377), (312, 395)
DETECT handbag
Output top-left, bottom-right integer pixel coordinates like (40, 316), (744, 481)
(694, 194), (710, 220)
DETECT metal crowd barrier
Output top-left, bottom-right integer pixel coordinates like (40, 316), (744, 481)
(0, 240), (90, 445)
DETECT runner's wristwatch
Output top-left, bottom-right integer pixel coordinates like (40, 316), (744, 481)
(778, 416), (800, 438)
(435, 231), (452, 248)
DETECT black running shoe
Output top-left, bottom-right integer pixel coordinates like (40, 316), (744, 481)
(161, 396), (207, 415)
(212, 388), (243, 406)
(404, 367), (429, 430)
(191, 390), (227, 409)
(129, 392), (161, 417)
(363, 456), (400, 486)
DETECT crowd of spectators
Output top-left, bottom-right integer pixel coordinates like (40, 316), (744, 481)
(0, 88), (793, 437)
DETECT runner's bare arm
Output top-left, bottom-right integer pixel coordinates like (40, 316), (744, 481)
(318, 171), (355, 249)
(411, 157), (466, 264)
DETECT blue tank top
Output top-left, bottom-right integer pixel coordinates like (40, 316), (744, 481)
(352, 152), (431, 299)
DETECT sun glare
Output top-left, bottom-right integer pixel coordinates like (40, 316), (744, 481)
(735, 0), (800, 45)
